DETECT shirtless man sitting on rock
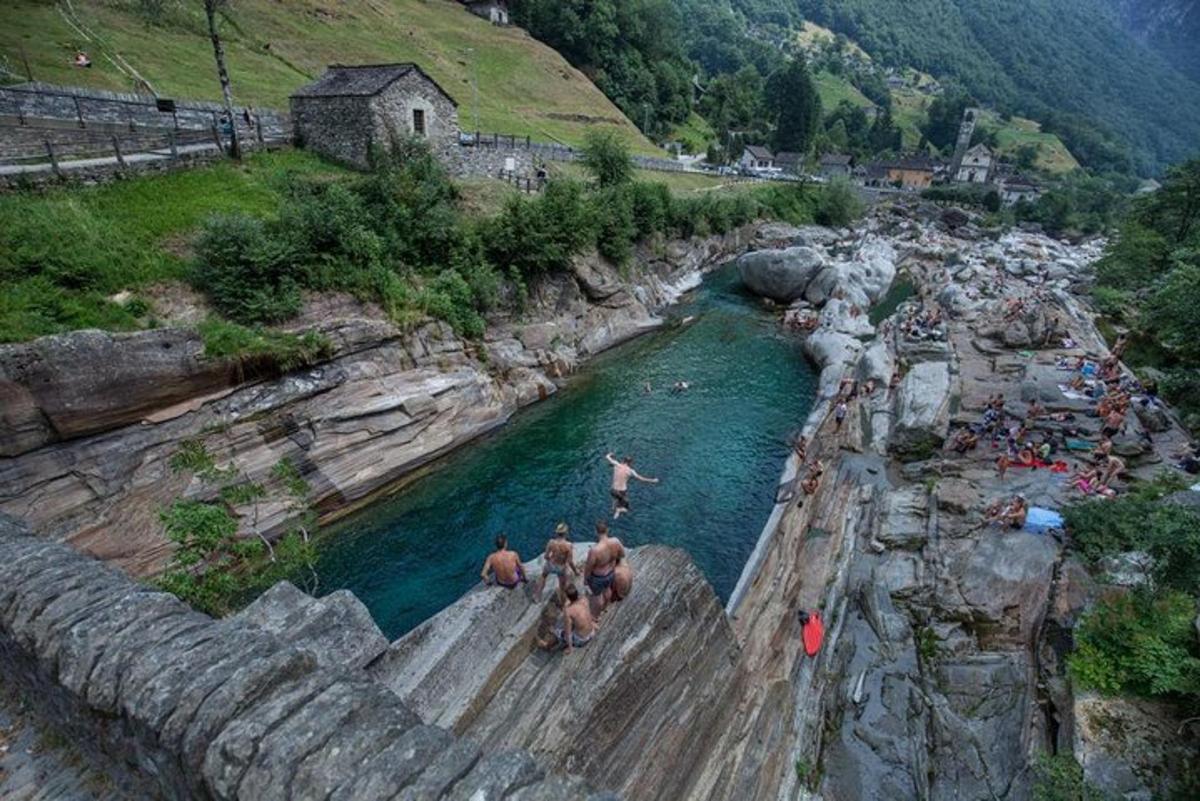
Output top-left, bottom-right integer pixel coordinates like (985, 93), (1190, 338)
(534, 522), (579, 604)
(607, 561), (634, 607)
(537, 584), (596, 652)
(480, 534), (526, 589)
(584, 521), (625, 618)
(605, 452), (659, 519)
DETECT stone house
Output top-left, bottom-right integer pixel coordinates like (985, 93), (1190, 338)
(291, 63), (459, 169)
(999, 175), (1042, 206)
(818, 153), (853, 180)
(866, 156), (934, 189)
(462, 0), (509, 25)
(955, 143), (993, 184)
(739, 144), (775, 173)
(775, 151), (804, 175)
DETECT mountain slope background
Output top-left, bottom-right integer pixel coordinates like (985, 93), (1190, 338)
(1105, 0), (1200, 83)
(0, 0), (658, 153)
(796, 0), (1200, 174)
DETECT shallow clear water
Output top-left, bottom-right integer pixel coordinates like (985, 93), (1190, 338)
(313, 264), (818, 639)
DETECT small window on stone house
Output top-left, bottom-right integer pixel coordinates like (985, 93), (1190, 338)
(413, 108), (426, 137)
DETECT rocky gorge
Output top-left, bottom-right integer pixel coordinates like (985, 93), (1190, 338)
(2, 204), (1198, 800)
(0, 224), (794, 577)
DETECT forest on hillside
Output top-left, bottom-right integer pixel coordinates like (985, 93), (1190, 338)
(513, 0), (1200, 176)
(797, 0), (1200, 174)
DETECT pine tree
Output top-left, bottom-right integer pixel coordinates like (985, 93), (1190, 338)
(766, 59), (821, 154)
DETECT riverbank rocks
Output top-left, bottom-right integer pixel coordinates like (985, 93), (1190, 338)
(736, 246), (826, 301)
(890, 361), (952, 460)
(0, 328), (242, 456)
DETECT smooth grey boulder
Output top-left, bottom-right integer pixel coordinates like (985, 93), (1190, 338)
(890, 361), (952, 460)
(736, 246), (826, 302)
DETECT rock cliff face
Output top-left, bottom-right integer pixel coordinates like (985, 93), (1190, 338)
(0, 227), (780, 577)
(370, 546), (743, 801)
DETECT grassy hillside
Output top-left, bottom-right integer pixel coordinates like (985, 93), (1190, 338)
(977, 112), (1080, 173)
(0, 0), (659, 154)
(813, 71), (875, 113)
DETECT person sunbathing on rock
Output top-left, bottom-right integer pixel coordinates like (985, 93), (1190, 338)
(1101, 409), (1125, 440)
(1101, 455), (1126, 487)
(989, 496), (1028, 528)
(584, 522), (625, 618)
(793, 434), (807, 462)
(535, 523), (579, 604)
(1026, 400), (1046, 420)
(605, 452), (659, 519)
(950, 428), (978, 454)
(1092, 438), (1113, 463)
(480, 534), (526, 589)
(537, 584), (596, 652)
(801, 461), (824, 496)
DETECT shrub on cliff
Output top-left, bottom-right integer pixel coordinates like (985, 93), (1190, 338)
(485, 178), (595, 276)
(192, 214), (303, 324)
(1068, 589), (1200, 701)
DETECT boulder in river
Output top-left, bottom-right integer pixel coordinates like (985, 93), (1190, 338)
(736, 246), (826, 302)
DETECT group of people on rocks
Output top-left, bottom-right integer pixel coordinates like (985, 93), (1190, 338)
(900, 304), (945, 341)
(478, 452), (655, 654)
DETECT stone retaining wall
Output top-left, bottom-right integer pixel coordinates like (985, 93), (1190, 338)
(0, 515), (606, 800)
(0, 83), (289, 145)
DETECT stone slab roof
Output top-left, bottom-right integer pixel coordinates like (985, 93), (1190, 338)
(292, 64), (458, 105)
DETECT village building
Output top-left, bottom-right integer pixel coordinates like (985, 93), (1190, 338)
(818, 153), (853, 180)
(461, 0), (509, 25)
(999, 175), (1042, 206)
(955, 142), (994, 184)
(739, 144), (775, 173)
(878, 158), (931, 191)
(291, 63), (459, 170)
(774, 151), (804, 175)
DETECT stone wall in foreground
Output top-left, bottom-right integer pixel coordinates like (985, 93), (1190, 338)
(0, 514), (610, 800)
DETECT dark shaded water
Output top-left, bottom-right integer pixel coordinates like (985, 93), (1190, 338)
(314, 265), (818, 639)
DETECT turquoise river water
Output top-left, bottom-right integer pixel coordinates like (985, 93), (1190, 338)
(314, 264), (818, 639)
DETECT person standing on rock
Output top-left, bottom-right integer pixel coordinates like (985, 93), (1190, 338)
(584, 521), (625, 618)
(834, 400), (849, 432)
(605, 452), (659, 519)
(480, 534), (526, 589)
(537, 584), (596, 652)
(535, 522), (578, 605)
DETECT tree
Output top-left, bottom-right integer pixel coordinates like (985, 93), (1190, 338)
(921, 90), (971, 153)
(766, 58), (820, 154)
(867, 107), (902, 155)
(203, 0), (241, 160)
(580, 130), (633, 188)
